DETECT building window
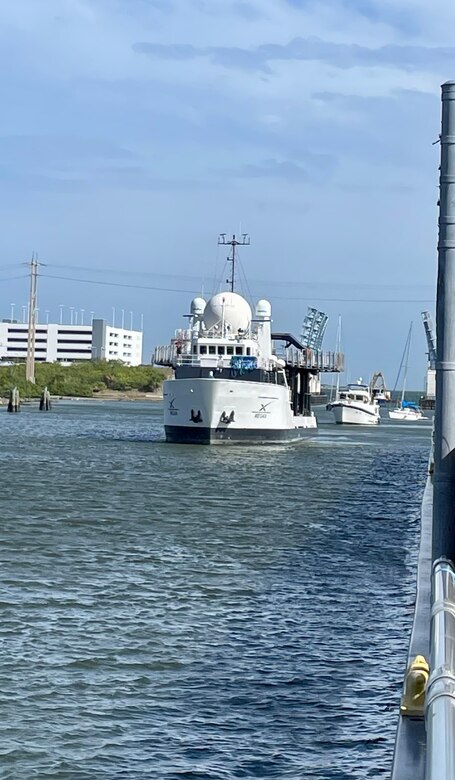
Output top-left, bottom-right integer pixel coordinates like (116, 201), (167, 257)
(57, 348), (92, 354)
(58, 330), (92, 336)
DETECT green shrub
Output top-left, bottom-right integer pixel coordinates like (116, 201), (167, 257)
(0, 361), (167, 398)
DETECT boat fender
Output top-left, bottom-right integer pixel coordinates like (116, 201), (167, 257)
(400, 655), (429, 717)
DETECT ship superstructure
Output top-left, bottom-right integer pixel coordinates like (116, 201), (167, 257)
(154, 236), (343, 444)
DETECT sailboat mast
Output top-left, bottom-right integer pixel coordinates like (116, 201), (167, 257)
(335, 315), (342, 398)
(401, 322), (413, 404)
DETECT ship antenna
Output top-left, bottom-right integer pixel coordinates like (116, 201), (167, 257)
(218, 232), (250, 292)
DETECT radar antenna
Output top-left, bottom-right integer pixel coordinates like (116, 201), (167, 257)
(217, 233), (250, 292)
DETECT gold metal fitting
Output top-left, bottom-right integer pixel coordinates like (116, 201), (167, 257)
(400, 655), (430, 717)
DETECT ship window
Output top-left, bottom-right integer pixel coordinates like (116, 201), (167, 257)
(340, 393), (347, 399)
(235, 346), (243, 355)
(209, 346), (216, 355)
(199, 345), (207, 354)
(217, 346), (225, 355)
(246, 347), (251, 356)
(192, 345), (197, 354)
(226, 346), (234, 355)
(355, 394), (364, 401)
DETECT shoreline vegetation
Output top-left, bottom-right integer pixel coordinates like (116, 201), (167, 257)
(0, 361), (169, 400)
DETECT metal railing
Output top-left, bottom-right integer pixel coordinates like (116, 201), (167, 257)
(154, 343), (345, 372)
(281, 347), (344, 372)
(425, 558), (455, 780)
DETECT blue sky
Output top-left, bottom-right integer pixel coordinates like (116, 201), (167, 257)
(0, 0), (452, 388)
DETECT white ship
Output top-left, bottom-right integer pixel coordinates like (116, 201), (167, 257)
(154, 236), (343, 444)
(328, 382), (380, 425)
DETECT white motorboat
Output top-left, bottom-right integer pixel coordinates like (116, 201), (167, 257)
(153, 235), (342, 444)
(370, 371), (391, 407)
(328, 381), (380, 425)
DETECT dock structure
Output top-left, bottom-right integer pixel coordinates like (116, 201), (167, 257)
(7, 386), (20, 413)
(392, 81), (455, 780)
(39, 387), (51, 411)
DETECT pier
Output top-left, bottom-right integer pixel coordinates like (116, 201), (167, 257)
(392, 81), (455, 780)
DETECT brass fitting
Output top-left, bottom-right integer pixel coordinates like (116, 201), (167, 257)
(400, 655), (430, 717)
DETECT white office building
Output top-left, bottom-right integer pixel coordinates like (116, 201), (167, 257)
(0, 319), (143, 366)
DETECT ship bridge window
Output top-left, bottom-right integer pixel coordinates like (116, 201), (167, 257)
(235, 346), (243, 355)
(340, 393), (347, 399)
(226, 346), (234, 355)
(246, 347), (251, 356)
(199, 345), (207, 355)
(209, 345), (216, 355)
(192, 344), (197, 354)
(217, 346), (225, 355)
(355, 394), (364, 401)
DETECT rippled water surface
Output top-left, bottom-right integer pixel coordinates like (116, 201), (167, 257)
(0, 401), (431, 779)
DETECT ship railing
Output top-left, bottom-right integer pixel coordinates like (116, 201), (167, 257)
(281, 347), (345, 372)
(153, 347), (275, 370)
(153, 345), (175, 366)
(425, 558), (455, 780)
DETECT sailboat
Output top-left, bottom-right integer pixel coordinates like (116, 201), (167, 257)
(389, 323), (424, 421)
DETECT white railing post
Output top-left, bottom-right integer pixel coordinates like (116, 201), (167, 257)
(425, 558), (455, 780)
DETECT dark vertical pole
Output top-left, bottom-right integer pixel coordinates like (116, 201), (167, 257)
(433, 81), (455, 562)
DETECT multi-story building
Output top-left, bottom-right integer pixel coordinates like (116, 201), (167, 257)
(0, 319), (143, 366)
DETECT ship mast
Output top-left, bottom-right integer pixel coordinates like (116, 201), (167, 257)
(218, 233), (250, 292)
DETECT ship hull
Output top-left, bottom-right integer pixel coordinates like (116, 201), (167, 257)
(330, 402), (380, 425)
(389, 408), (423, 421)
(163, 377), (317, 444)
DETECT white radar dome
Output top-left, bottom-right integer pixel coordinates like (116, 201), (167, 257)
(203, 292), (252, 332)
(190, 297), (206, 316)
(255, 299), (272, 319)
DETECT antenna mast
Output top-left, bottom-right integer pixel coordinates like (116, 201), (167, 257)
(25, 253), (43, 384)
(217, 233), (250, 292)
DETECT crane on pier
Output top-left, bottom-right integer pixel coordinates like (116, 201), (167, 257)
(421, 311), (436, 406)
(301, 307), (328, 351)
(421, 311), (436, 369)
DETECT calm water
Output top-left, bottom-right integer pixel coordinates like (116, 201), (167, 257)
(0, 401), (431, 780)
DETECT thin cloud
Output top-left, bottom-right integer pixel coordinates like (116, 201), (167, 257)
(134, 35), (455, 73)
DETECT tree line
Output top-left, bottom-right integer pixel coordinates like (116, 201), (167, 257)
(0, 361), (168, 398)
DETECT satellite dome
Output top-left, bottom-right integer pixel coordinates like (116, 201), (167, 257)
(191, 297), (206, 316)
(203, 292), (252, 332)
(255, 299), (272, 319)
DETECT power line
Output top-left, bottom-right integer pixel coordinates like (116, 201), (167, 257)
(40, 273), (434, 304)
(45, 262), (434, 292)
(0, 274), (29, 282)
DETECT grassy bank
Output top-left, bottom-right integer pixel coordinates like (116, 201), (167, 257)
(0, 361), (168, 398)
